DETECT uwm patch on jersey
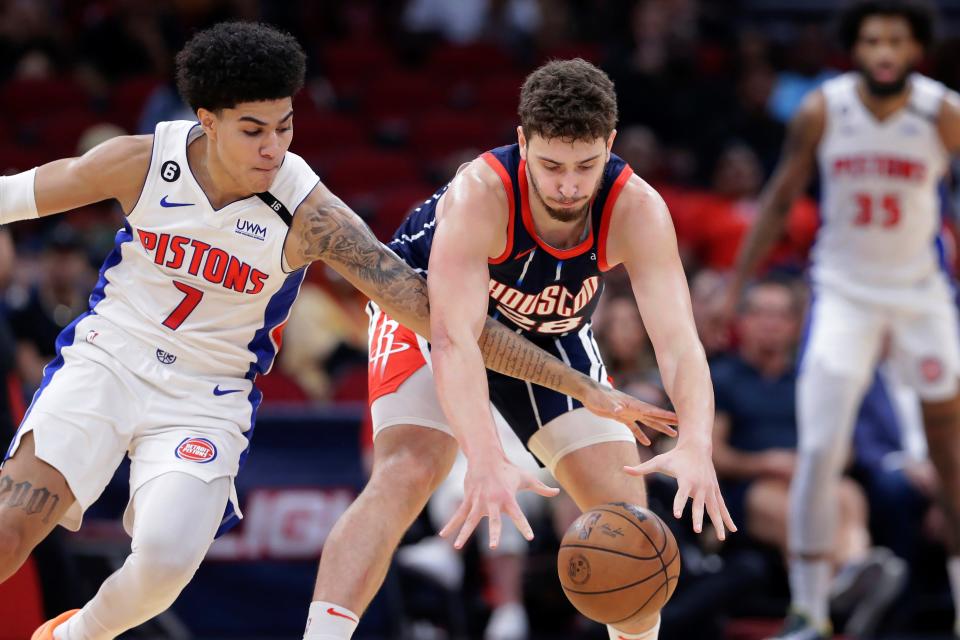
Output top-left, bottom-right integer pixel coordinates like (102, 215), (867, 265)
(489, 276), (601, 334)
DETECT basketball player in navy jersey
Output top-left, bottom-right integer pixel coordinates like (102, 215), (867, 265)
(0, 24), (674, 640)
(725, 2), (960, 638)
(305, 59), (733, 640)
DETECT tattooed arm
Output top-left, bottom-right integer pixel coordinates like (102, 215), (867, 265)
(284, 182), (677, 432)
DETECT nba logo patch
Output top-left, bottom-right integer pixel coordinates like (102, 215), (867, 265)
(175, 437), (217, 463)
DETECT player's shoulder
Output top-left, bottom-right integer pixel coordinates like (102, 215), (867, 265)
(610, 173), (671, 229)
(443, 154), (511, 209)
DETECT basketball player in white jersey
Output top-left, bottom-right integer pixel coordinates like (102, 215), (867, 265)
(725, 2), (960, 638)
(0, 23), (677, 640)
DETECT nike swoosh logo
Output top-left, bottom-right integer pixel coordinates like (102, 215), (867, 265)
(514, 247), (534, 260)
(213, 385), (243, 396)
(326, 607), (358, 623)
(160, 195), (194, 208)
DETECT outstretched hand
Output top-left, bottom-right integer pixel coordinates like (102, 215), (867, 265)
(440, 455), (559, 549)
(625, 441), (737, 540)
(580, 385), (678, 446)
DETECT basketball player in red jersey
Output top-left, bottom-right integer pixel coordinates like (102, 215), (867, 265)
(305, 59), (733, 640)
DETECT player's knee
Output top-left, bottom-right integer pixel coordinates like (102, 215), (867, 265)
(134, 534), (207, 590)
(373, 449), (449, 497)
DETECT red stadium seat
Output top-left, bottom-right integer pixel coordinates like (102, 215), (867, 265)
(36, 111), (103, 156)
(371, 183), (437, 239)
(0, 77), (90, 120)
(475, 75), (525, 119)
(362, 72), (450, 121)
(539, 43), (602, 64)
(323, 148), (421, 194)
(111, 75), (163, 116)
(0, 144), (55, 172)
(291, 112), (369, 153)
(427, 43), (515, 80)
(322, 41), (394, 86)
(410, 110), (504, 160)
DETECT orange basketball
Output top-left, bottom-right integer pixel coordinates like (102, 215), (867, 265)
(558, 503), (680, 625)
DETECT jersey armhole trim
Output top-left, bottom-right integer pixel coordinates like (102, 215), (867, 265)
(125, 131), (159, 218)
(275, 176), (321, 274)
(597, 165), (634, 271)
(481, 152), (516, 265)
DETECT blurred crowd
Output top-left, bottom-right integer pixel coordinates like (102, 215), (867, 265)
(3, 0), (960, 638)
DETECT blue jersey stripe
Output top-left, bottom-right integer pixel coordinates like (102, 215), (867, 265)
(5, 222), (134, 460)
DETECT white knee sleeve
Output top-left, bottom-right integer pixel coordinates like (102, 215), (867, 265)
(789, 364), (871, 554)
(61, 473), (230, 640)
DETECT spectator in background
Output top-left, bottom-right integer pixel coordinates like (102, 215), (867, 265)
(853, 366), (943, 567)
(768, 25), (840, 124)
(712, 277), (906, 637)
(5, 224), (95, 394)
(689, 269), (732, 361)
(275, 266), (369, 402)
(594, 293), (666, 407)
(683, 143), (817, 273)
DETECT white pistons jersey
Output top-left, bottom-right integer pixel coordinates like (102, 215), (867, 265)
(92, 120), (319, 378)
(814, 72), (949, 295)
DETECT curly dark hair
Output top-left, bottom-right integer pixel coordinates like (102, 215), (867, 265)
(519, 58), (618, 142)
(175, 21), (306, 112)
(837, 0), (935, 51)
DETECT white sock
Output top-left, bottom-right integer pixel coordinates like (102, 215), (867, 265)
(303, 601), (360, 640)
(607, 615), (660, 639)
(789, 557), (831, 628)
(947, 556), (960, 629)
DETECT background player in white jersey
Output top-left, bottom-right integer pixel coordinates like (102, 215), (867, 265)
(305, 59), (734, 640)
(0, 22), (676, 640)
(725, 1), (960, 638)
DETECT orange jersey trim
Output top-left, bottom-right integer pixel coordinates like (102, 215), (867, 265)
(597, 165), (634, 271)
(481, 152), (516, 265)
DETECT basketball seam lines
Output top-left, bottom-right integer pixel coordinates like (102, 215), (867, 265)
(559, 543), (661, 561)
(593, 507), (674, 619)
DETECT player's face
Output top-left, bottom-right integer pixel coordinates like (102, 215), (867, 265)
(853, 15), (922, 97)
(738, 286), (798, 353)
(202, 98), (294, 194)
(519, 129), (614, 224)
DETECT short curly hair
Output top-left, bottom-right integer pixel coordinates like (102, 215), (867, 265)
(175, 21), (306, 112)
(837, 0), (935, 51)
(519, 58), (618, 143)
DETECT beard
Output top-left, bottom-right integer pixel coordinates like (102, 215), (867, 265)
(527, 170), (603, 224)
(861, 65), (912, 98)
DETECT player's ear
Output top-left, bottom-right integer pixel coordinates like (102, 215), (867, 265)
(197, 108), (218, 140)
(606, 129), (617, 157)
(517, 126), (527, 159)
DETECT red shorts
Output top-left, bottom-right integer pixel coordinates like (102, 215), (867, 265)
(367, 303), (428, 405)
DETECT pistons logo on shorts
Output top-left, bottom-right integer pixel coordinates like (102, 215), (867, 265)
(920, 356), (944, 383)
(175, 437), (217, 463)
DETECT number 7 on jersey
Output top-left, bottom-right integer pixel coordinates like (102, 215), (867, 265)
(163, 281), (204, 330)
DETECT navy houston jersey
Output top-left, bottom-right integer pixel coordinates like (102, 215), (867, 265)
(389, 144), (633, 338)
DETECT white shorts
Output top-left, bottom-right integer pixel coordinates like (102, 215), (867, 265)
(801, 276), (960, 401)
(370, 364), (634, 474)
(4, 314), (254, 534)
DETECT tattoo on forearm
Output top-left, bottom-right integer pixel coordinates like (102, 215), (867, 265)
(0, 475), (60, 523)
(296, 196), (429, 323)
(478, 321), (588, 394)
